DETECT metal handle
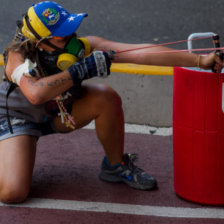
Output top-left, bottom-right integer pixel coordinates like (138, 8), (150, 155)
(187, 32), (215, 52)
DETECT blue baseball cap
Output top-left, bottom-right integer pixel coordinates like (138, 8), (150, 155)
(26, 1), (88, 37)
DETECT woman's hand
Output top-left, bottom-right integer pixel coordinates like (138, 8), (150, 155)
(200, 52), (224, 72)
(68, 51), (112, 84)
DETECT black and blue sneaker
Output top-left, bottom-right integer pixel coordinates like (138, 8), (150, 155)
(99, 153), (157, 190)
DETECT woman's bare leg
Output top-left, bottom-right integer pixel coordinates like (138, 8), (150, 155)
(53, 83), (157, 190)
(0, 135), (37, 204)
(53, 83), (124, 165)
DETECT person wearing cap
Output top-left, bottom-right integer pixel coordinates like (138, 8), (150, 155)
(0, 1), (223, 204)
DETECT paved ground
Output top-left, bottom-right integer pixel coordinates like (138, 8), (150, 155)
(1, 1), (224, 222)
(1, 0), (224, 53)
(0, 125), (223, 224)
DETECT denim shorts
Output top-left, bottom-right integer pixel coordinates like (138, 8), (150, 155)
(0, 117), (56, 141)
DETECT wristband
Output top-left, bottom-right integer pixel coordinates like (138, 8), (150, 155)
(197, 55), (201, 68)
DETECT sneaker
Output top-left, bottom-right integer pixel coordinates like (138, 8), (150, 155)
(99, 153), (157, 190)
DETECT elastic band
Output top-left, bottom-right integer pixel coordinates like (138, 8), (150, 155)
(6, 83), (17, 133)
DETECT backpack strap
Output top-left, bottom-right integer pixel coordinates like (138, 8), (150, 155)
(5, 82), (17, 133)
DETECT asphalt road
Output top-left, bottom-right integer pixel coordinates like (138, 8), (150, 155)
(0, 0), (224, 53)
(1, 129), (224, 223)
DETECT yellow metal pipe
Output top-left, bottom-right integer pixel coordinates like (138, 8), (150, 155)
(0, 54), (4, 66)
(111, 63), (173, 75)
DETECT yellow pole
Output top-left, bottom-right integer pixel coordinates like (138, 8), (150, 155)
(0, 54), (4, 66)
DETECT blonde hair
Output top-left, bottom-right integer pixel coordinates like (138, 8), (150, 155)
(4, 26), (45, 77)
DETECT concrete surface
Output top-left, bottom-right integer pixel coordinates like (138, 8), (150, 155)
(86, 71), (173, 127)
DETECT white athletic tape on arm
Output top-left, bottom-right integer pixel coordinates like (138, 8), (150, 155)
(11, 59), (37, 85)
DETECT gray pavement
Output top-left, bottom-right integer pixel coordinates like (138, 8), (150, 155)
(0, 0), (224, 52)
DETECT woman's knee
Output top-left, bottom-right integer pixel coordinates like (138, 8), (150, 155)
(92, 84), (122, 108)
(0, 184), (29, 204)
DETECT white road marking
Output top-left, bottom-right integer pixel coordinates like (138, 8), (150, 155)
(0, 198), (224, 219)
(84, 122), (172, 136)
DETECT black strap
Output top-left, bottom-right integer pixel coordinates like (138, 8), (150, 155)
(42, 39), (65, 53)
(6, 83), (17, 134)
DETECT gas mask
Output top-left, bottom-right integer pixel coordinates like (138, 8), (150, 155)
(56, 36), (91, 70)
(37, 36), (91, 76)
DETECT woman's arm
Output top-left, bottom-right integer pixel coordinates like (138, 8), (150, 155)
(5, 51), (74, 105)
(5, 49), (111, 105)
(86, 36), (223, 70)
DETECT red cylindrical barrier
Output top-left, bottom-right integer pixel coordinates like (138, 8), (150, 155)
(173, 67), (224, 205)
